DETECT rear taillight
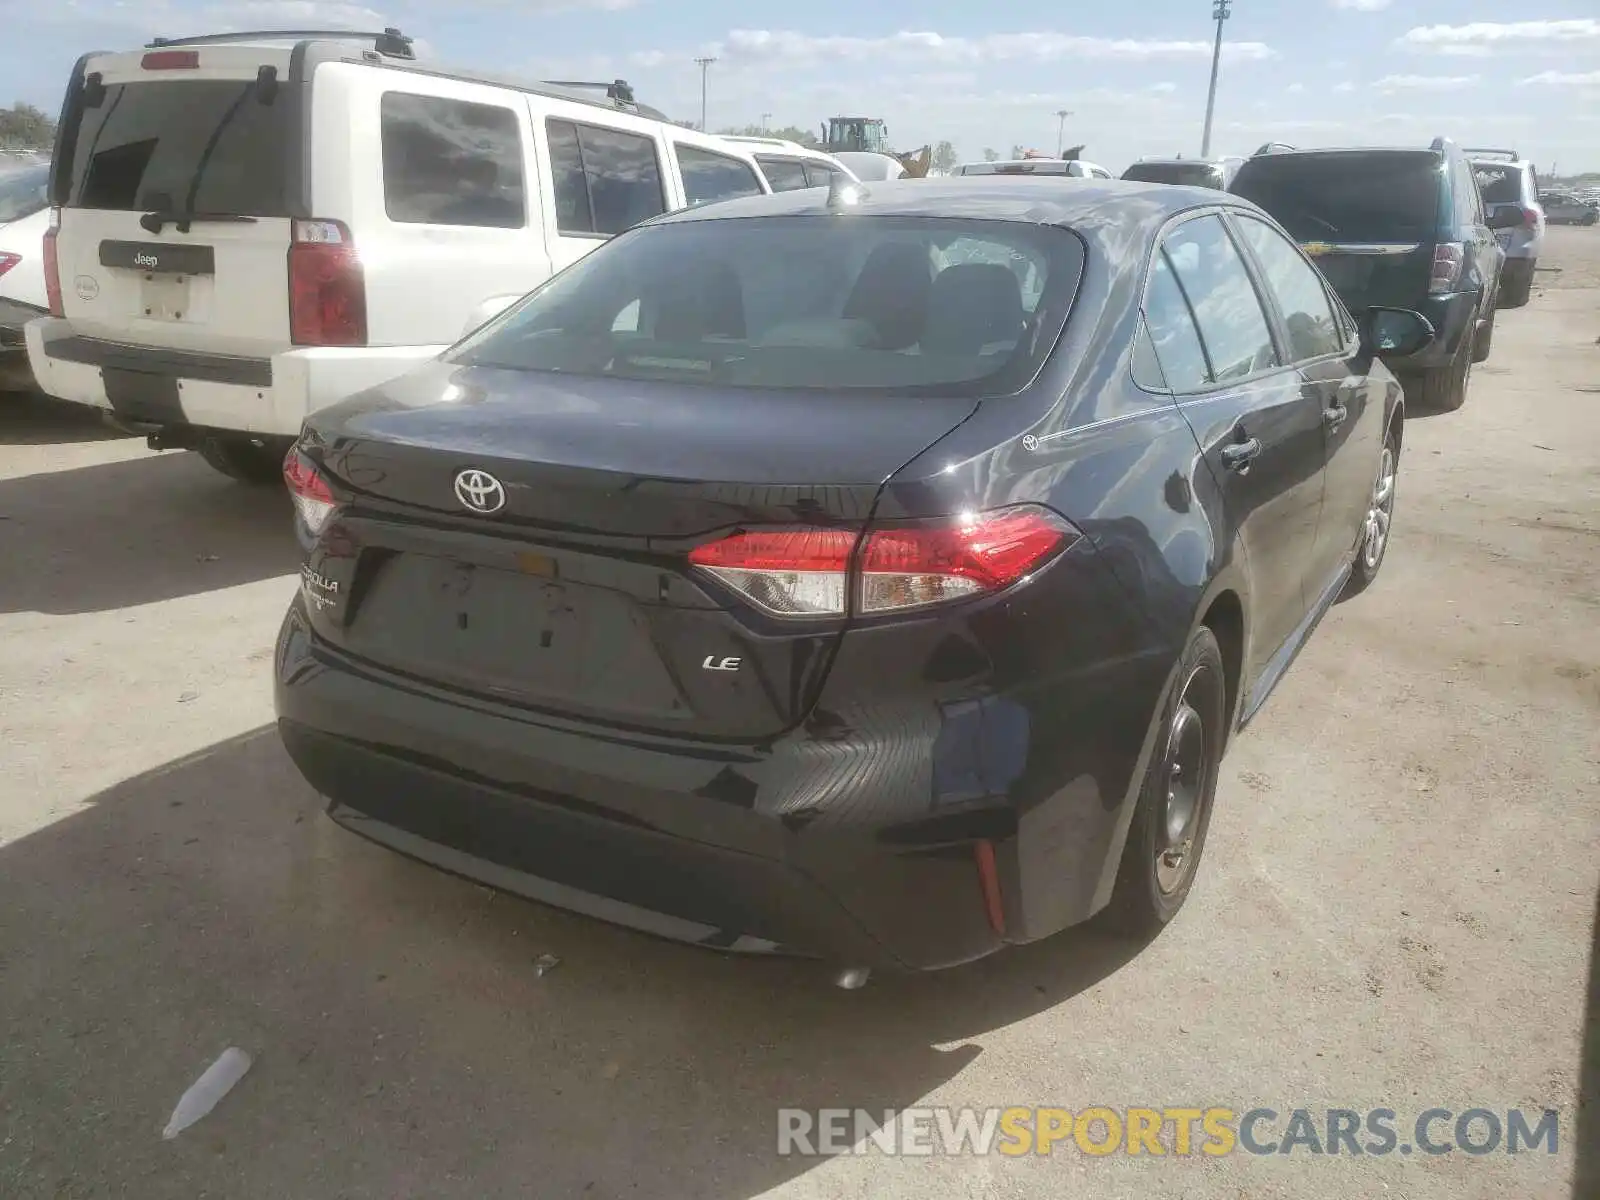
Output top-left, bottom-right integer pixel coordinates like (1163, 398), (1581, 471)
(43, 211), (62, 316)
(0, 252), (19, 279)
(289, 219), (366, 346)
(1520, 205), (1540, 228)
(689, 505), (1079, 618)
(1428, 243), (1465, 296)
(283, 446), (338, 535)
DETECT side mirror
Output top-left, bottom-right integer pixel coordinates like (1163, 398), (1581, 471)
(1486, 207), (1523, 231)
(1362, 308), (1436, 358)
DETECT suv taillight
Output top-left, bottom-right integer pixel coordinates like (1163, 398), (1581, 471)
(283, 446), (339, 534)
(1520, 205), (1540, 228)
(289, 218), (366, 346)
(688, 506), (1080, 618)
(1429, 244), (1465, 296)
(43, 209), (62, 316)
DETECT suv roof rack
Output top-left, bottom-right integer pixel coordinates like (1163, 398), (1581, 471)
(720, 135), (817, 152)
(148, 27), (415, 60)
(546, 79), (637, 105)
(1464, 147), (1520, 161)
(1252, 142), (1296, 156)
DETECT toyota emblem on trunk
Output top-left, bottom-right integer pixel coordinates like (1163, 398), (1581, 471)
(454, 469), (506, 514)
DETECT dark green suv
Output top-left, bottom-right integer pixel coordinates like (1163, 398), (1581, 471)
(1229, 137), (1518, 411)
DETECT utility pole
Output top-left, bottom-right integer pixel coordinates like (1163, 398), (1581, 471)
(694, 56), (717, 132)
(1055, 109), (1073, 158)
(761, 112), (772, 130)
(1200, 0), (1232, 159)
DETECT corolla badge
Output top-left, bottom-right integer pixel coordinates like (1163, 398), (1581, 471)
(454, 468), (506, 514)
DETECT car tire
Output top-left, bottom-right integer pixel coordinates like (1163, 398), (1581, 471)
(1104, 625), (1227, 939)
(1343, 423), (1399, 598)
(1472, 307), (1496, 364)
(1413, 333), (1472, 412)
(1500, 261), (1533, 309)
(197, 434), (290, 485)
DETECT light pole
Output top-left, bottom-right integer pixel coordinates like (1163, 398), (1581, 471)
(694, 56), (717, 132)
(761, 111), (772, 130)
(1200, 0), (1231, 159)
(1055, 109), (1073, 158)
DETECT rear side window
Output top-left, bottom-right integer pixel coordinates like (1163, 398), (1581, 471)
(1141, 252), (1211, 392)
(1450, 156), (1482, 227)
(676, 145), (764, 207)
(547, 120), (666, 237)
(1162, 216), (1279, 382)
(63, 80), (290, 214)
(1231, 152), (1442, 243)
(806, 164), (845, 188)
(1233, 216), (1344, 361)
(757, 156), (810, 192)
(451, 216), (1085, 396)
(380, 93), (525, 229)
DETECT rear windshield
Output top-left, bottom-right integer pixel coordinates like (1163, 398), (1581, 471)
(452, 216), (1085, 396)
(959, 161), (1073, 176)
(1470, 163), (1523, 206)
(0, 163), (50, 223)
(1122, 162), (1222, 188)
(1231, 152), (1442, 243)
(62, 80), (290, 215)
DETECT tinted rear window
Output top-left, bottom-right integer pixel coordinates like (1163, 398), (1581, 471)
(1471, 164), (1522, 206)
(1122, 162), (1221, 188)
(0, 162), (50, 223)
(63, 81), (290, 215)
(453, 216), (1085, 396)
(1231, 152), (1442, 242)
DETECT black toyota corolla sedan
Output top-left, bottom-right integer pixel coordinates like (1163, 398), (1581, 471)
(275, 179), (1432, 974)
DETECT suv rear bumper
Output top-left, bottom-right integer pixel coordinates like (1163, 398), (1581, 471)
(23, 317), (445, 435)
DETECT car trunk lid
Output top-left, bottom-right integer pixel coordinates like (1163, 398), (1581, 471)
(296, 361), (978, 740)
(49, 47), (302, 359)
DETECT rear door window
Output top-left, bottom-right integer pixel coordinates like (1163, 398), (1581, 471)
(546, 119), (666, 237)
(675, 145), (764, 207)
(1162, 216), (1279, 382)
(804, 163), (845, 188)
(63, 80), (290, 214)
(1230, 152), (1442, 243)
(380, 93), (525, 228)
(1232, 215), (1344, 362)
(756, 156), (810, 192)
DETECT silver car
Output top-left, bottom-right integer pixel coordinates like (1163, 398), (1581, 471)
(1468, 152), (1543, 309)
(1540, 192), (1600, 227)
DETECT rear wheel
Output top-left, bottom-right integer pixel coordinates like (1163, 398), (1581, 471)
(1411, 332), (1472, 412)
(1500, 260), (1534, 309)
(1105, 626), (1226, 938)
(197, 434), (290, 485)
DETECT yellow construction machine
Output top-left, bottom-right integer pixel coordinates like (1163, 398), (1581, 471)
(821, 117), (931, 178)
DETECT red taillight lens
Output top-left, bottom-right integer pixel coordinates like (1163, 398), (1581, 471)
(688, 506), (1078, 618)
(43, 219), (62, 316)
(0, 252), (19, 279)
(283, 446), (338, 535)
(1520, 205), (1540, 228)
(141, 51), (200, 70)
(1428, 243), (1465, 296)
(289, 219), (366, 346)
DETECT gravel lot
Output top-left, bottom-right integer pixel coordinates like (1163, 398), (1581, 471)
(1, 228), (1596, 1200)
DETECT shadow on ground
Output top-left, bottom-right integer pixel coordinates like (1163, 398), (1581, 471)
(0, 449), (298, 614)
(0, 392), (131, 445)
(0, 729), (1145, 1199)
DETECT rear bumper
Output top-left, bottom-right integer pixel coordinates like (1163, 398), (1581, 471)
(274, 593), (1166, 971)
(23, 317), (445, 436)
(0, 298), (43, 390)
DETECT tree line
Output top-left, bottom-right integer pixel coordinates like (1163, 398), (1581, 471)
(0, 102), (54, 151)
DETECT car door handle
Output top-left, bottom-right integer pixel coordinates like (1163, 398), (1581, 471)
(1220, 438), (1262, 472)
(1323, 402), (1348, 430)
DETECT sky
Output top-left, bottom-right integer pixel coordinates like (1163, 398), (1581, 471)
(3, 0), (1598, 174)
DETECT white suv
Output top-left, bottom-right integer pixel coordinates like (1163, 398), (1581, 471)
(717, 136), (858, 192)
(25, 29), (775, 481)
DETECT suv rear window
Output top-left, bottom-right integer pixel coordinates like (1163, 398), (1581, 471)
(1231, 151), (1442, 243)
(453, 216), (1085, 396)
(1122, 162), (1222, 188)
(62, 81), (290, 215)
(1471, 164), (1523, 206)
(0, 162), (50, 223)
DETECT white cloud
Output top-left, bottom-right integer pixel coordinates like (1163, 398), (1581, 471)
(1333, 0), (1393, 10)
(1333, 81), (1356, 92)
(1520, 70), (1600, 87)
(1286, 82), (1305, 94)
(1398, 20), (1600, 53)
(710, 28), (1276, 66)
(1374, 74), (1481, 92)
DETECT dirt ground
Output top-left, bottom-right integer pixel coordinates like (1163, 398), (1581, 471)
(0, 229), (1596, 1200)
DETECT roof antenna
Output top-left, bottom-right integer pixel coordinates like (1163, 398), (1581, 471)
(826, 175), (868, 210)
